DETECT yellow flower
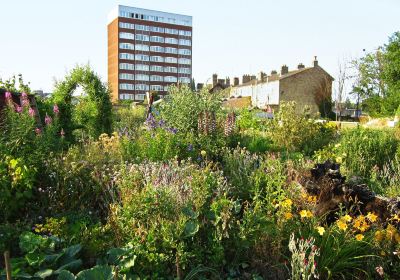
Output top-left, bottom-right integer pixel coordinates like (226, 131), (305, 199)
(355, 234), (364, 241)
(200, 150), (207, 157)
(307, 195), (317, 204)
(375, 230), (384, 242)
(281, 199), (293, 208)
(395, 232), (400, 243)
(299, 210), (313, 218)
(337, 220), (348, 231)
(284, 212), (293, 220)
(317, 226), (325, 236)
(367, 212), (378, 223)
(343, 215), (352, 223)
(336, 156), (343, 164)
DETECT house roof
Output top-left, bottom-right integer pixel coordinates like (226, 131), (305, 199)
(234, 66), (334, 88)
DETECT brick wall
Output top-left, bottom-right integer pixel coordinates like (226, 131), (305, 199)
(279, 67), (333, 115)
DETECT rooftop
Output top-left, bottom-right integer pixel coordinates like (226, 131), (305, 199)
(108, 5), (192, 26)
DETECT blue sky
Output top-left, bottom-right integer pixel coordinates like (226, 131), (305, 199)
(0, 0), (398, 93)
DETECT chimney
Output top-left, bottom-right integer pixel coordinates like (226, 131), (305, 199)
(233, 77), (239, 86)
(298, 63), (305, 69)
(225, 77), (231, 87)
(212, 74), (218, 87)
(250, 75), (256, 81)
(217, 78), (225, 86)
(258, 71), (267, 82)
(313, 56), (318, 67)
(281, 65), (289, 75)
(242, 74), (251, 84)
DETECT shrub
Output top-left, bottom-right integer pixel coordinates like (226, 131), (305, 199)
(158, 85), (223, 133)
(339, 128), (398, 178)
(267, 102), (336, 155)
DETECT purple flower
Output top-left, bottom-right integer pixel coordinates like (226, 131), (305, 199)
(5, 91), (11, 100)
(53, 104), (59, 115)
(60, 128), (65, 137)
(35, 128), (42, 135)
(28, 107), (35, 117)
(187, 144), (193, 151)
(16, 106), (23, 113)
(45, 114), (52, 125)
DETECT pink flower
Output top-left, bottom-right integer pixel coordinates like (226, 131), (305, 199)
(22, 99), (30, 107)
(16, 106), (23, 113)
(21, 92), (28, 99)
(5, 91), (12, 100)
(29, 107), (35, 117)
(53, 104), (59, 115)
(60, 128), (65, 137)
(35, 128), (42, 135)
(375, 266), (384, 277)
(45, 114), (52, 125)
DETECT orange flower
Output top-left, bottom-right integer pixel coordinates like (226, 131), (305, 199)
(284, 212), (293, 220)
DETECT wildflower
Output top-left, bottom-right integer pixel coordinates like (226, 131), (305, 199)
(5, 91), (11, 100)
(299, 210), (313, 218)
(375, 230), (384, 242)
(375, 266), (384, 277)
(28, 107), (35, 117)
(21, 92), (28, 99)
(343, 214), (352, 222)
(337, 220), (348, 231)
(281, 198), (293, 208)
(367, 212), (378, 223)
(187, 144), (193, 152)
(336, 156), (343, 164)
(60, 128), (65, 137)
(35, 128), (42, 135)
(45, 114), (52, 125)
(316, 226), (325, 236)
(284, 212), (293, 220)
(201, 150), (207, 157)
(16, 106), (23, 113)
(53, 104), (59, 115)
(355, 234), (364, 241)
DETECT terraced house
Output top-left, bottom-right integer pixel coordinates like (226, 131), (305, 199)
(229, 57), (334, 115)
(108, 5), (192, 102)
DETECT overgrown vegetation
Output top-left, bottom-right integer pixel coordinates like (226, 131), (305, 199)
(1, 66), (400, 279)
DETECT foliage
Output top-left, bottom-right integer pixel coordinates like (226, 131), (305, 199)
(51, 65), (113, 141)
(0, 232), (83, 279)
(267, 102), (336, 155)
(339, 128), (398, 178)
(113, 105), (146, 137)
(158, 85), (223, 133)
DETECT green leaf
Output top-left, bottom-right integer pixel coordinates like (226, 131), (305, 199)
(25, 250), (46, 267)
(57, 270), (76, 280)
(76, 265), (113, 280)
(34, 268), (53, 279)
(19, 232), (46, 253)
(119, 255), (136, 272)
(183, 220), (199, 237)
(106, 248), (126, 265)
(55, 259), (83, 274)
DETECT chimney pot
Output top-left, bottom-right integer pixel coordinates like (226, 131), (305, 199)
(281, 65), (289, 75)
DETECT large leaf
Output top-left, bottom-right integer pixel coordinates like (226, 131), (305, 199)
(19, 232), (45, 253)
(55, 245), (82, 266)
(57, 270), (76, 280)
(25, 250), (46, 267)
(55, 259), (83, 274)
(183, 220), (199, 237)
(76, 265), (113, 280)
(33, 269), (53, 279)
(106, 248), (126, 265)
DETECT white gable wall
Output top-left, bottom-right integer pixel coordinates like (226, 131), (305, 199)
(231, 80), (280, 108)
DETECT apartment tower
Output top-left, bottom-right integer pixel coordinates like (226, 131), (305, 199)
(108, 5), (193, 102)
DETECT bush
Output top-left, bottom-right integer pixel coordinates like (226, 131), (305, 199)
(339, 128), (398, 178)
(267, 102), (336, 155)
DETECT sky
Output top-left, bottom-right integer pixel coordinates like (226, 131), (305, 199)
(0, 0), (399, 93)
